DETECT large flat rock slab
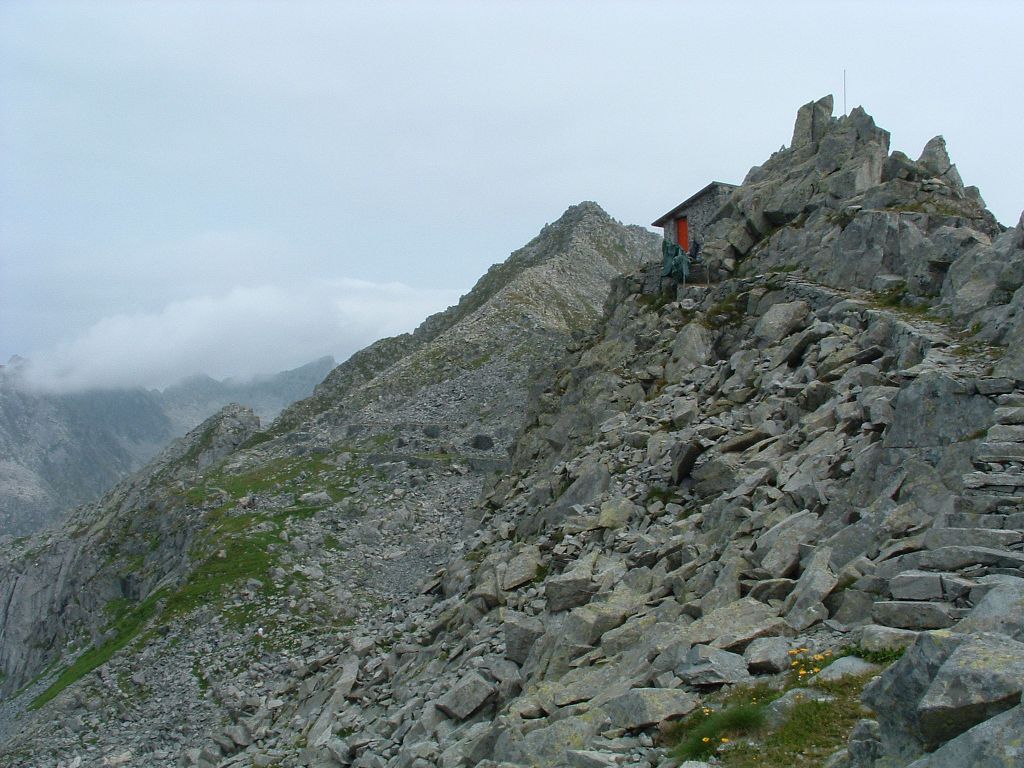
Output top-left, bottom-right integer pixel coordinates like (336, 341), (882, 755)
(600, 688), (697, 729)
(683, 597), (793, 651)
(916, 633), (1024, 750)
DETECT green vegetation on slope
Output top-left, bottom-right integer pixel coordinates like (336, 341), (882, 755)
(667, 649), (886, 767)
(30, 591), (166, 709)
(31, 444), (379, 710)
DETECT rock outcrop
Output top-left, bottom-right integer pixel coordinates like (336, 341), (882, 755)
(1, 100), (1023, 768)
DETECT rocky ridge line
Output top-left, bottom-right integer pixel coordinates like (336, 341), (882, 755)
(176, 98), (1024, 768)
(181, 255), (1023, 768)
(3, 98), (1024, 768)
(0, 204), (660, 764)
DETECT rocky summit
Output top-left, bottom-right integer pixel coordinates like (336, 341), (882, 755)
(1, 97), (1023, 768)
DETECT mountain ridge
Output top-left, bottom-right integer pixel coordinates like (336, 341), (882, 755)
(2, 99), (1024, 768)
(0, 201), (659, 734)
(0, 355), (336, 536)
(275, 201), (652, 433)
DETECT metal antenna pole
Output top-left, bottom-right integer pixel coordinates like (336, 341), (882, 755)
(843, 69), (847, 115)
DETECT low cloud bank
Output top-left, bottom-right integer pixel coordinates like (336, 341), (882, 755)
(22, 279), (463, 393)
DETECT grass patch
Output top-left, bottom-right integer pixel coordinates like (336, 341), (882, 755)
(671, 680), (874, 767)
(669, 703), (768, 761)
(665, 652), (880, 767)
(886, 200), (968, 218)
(948, 331), (1006, 360)
(645, 486), (677, 504)
(705, 291), (747, 329)
(183, 448), (371, 509)
(467, 351), (492, 369)
(872, 282), (908, 308)
(323, 533), (344, 552)
(756, 695), (862, 763)
(179, 422), (219, 466)
(192, 658), (210, 691)
(826, 208), (858, 231)
(867, 282), (938, 320)
(675, 505), (700, 521)
(30, 590), (166, 710)
(410, 451), (456, 463)
(182, 484), (211, 504)
(103, 596), (131, 620)
(238, 430), (275, 450)
(898, 301), (936, 318)
(841, 644), (906, 666)
(637, 289), (675, 312)
(216, 456), (329, 498)
(163, 529), (279, 619)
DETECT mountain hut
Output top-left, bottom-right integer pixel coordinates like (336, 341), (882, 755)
(651, 180), (737, 251)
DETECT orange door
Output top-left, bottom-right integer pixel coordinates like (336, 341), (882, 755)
(676, 217), (689, 251)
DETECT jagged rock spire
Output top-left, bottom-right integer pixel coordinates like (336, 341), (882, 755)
(790, 94), (835, 147)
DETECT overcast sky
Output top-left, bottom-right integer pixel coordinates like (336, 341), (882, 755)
(2, 1), (1022, 391)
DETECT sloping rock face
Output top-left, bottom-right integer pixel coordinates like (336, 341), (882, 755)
(290, 264), (1014, 768)
(0, 204), (659, 763)
(2, 102), (1023, 768)
(0, 403), (260, 699)
(274, 201), (658, 453)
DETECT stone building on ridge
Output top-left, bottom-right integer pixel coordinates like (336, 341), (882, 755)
(651, 181), (737, 251)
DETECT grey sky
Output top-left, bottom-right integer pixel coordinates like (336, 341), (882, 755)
(2, 0), (1022, 390)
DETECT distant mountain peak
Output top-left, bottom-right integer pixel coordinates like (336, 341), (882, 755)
(557, 199), (610, 220)
(292, 202), (661, 426)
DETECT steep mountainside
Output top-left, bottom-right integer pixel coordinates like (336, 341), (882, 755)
(0, 203), (659, 763)
(0, 369), (174, 536)
(0, 356), (336, 536)
(275, 201), (656, 443)
(2, 100), (1023, 768)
